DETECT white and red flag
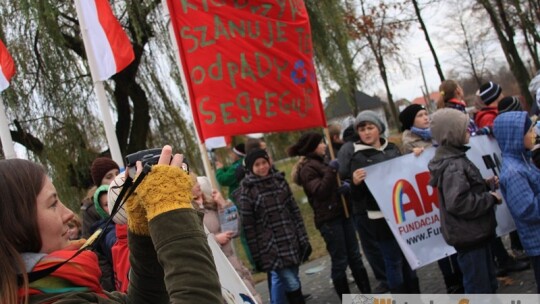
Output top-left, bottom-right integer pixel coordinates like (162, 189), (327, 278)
(75, 0), (134, 80)
(0, 39), (15, 92)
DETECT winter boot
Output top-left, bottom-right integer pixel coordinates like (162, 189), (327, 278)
(285, 288), (306, 304)
(332, 276), (351, 300)
(351, 265), (372, 294)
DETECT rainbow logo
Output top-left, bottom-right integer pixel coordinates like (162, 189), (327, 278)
(393, 180), (407, 224)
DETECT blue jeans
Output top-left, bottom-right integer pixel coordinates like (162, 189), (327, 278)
(456, 246), (498, 293)
(267, 271), (286, 304)
(378, 238), (417, 291)
(274, 266), (301, 293)
(319, 217), (367, 281)
(353, 211), (387, 282)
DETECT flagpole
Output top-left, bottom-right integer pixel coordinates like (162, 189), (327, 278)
(324, 127), (350, 218)
(74, 0), (124, 168)
(0, 96), (16, 158)
(162, 1), (218, 188)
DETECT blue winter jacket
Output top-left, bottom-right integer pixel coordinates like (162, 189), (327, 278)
(493, 111), (540, 256)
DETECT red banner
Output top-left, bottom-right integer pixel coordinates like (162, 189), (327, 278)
(167, 0), (326, 141)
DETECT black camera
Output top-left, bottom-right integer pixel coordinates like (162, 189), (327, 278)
(125, 148), (189, 178)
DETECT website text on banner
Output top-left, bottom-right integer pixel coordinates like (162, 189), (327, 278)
(166, 0), (326, 140)
(364, 136), (515, 270)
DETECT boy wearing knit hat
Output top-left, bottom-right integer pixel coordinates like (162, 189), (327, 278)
(475, 81), (504, 130)
(399, 104), (432, 156)
(429, 108), (501, 293)
(337, 110), (413, 293)
(497, 96), (523, 114)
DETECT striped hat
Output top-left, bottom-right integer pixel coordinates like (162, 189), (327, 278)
(478, 81), (502, 105)
(497, 96), (522, 114)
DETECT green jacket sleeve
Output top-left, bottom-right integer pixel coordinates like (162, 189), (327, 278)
(127, 233), (169, 304)
(149, 209), (222, 304)
(215, 159), (241, 187)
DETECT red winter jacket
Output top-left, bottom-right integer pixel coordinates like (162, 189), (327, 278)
(475, 106), (498, 128)
(112, 224), (130, 292)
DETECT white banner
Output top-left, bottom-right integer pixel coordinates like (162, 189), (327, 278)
(205, 227), (256, 304)
(343, 294), (540, 304)
(364, 136), (515, 270)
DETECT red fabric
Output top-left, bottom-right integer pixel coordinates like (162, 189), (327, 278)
(0, 39), (15, 82)
(112, 224), (130, 293)
(475, 106), (498, 128)
(95, 0), (134, 74)
(447, 98), (466, 107)
(19, 240), (104, 298)
(166, 0), (326, 141)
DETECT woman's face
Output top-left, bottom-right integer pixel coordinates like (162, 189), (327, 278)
(524, 126), (535, 150)
(413, 110), (430, 129)
(101, 168), (120, 186)
(252, 158), (271, 177)
(314, 141), (326, 157)
(36, 177), (74, 253)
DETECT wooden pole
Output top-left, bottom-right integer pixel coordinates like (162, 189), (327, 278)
(323, 127), (350, 218)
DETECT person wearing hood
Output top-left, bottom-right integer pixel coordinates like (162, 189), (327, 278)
(399, 105), (464, 293)
(493, 111), (540, 292)
(337, 110), (419, 294)
(238, 149), (310, 303)
(428, 108), (501, 294)
(288, 132), (371, 300)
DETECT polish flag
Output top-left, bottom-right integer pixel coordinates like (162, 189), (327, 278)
(0, 39), (15, 92)
(76, 0), (134, 80)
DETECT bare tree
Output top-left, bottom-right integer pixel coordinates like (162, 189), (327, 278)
(477, 0), (534, 106)
(410, 0), (445, 81)
(347, 0), (412, 129)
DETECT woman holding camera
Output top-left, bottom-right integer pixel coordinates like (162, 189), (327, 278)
(0, 146), (221, 303)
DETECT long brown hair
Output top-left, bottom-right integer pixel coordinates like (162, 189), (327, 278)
(437, 79), (460, 109)
(0, 159), (47, 304)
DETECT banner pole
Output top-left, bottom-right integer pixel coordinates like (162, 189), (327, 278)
(0, 96), (16, 159)
(323, 127), (350, 218)
(74, 0), (124, 168)
(162, 1), (218, 186)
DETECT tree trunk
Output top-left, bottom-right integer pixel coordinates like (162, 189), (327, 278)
(478, 0), (534, 106)
(411, 0), (445, 82)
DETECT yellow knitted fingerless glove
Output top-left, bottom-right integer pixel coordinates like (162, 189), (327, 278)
(137, 165), (194, 221)
(125, 193), (150, 236)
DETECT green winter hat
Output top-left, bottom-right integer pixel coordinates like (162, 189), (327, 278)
(93, 184), (110, 219)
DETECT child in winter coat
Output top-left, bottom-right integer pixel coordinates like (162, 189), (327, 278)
(399, 104), (464, 293)
(238, 148), (310, 304)
(428, 108), (501, 294)
(493, 111), (540, 292)
(338, 110), (418, 294)
(289, 132), (371, 300)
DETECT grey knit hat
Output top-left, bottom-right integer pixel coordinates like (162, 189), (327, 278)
(354, 110), (386, 134)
